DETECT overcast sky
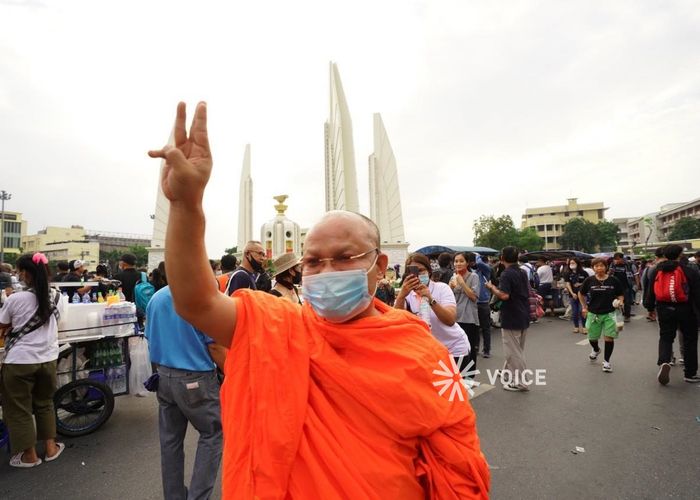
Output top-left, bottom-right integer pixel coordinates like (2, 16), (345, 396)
(2, 0), (699, 257)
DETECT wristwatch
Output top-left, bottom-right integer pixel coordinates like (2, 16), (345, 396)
(429, 298), (438, 307)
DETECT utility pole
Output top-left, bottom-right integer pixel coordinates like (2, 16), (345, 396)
(0, 190), (12, 264)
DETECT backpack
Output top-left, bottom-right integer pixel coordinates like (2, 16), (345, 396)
(134, 271), (156, 313)
(524, 263), (540, 289)
(653, 266), (688, 303)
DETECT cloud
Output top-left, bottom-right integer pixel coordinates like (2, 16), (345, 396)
(1, 0), (699, 256)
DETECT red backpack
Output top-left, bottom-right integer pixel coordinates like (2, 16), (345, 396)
(653, 266), (688, 303)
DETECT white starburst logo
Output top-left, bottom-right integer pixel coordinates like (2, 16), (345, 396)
(432, 357), (480, 401)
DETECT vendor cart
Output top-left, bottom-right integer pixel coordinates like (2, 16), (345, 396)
(0, 295), (143, 447)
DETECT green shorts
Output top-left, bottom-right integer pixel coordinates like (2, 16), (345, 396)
(586, 312), (618, 340)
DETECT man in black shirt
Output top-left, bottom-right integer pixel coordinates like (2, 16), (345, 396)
(59, 260), (92, 302)
(114, 253), (142, 303)
(225, 241), (265, 296)
(485, 246), (531, 392)
(643, 244), (700, 384)
(609, 252), (633, 321)
(52, 261), (69, 283)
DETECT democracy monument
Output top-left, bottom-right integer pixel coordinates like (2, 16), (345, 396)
(147, 62), (409, 270)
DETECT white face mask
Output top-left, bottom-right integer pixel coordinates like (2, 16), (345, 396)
(569, 264), (577, 270)
(301, 255), (379, 323)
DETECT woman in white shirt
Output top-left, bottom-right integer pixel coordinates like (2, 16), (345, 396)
(394, 253), (471, 370)
(0, 253), (65, 467)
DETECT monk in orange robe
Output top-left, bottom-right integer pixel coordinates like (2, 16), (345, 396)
(149, 102), (490, 499)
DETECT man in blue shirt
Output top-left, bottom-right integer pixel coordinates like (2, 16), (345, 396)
(146, 285), (225, 500)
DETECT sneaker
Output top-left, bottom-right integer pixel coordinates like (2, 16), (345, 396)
(623, 317), (631, 323)
(684, 375), (700, 383)
(503, 383), (525, 392)
(679, 358), (685, 365)
(589, 348), (600, 361)
(482, 352), (491, 358)
(558, 315), (571, 321)
(602, 362), (612, 373)
(573, 328), (580, 334)
(670, 357), (676, 366)
(657, 363), (671, 385)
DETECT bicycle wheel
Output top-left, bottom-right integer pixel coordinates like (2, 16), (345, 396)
(54, 379), (115, 437)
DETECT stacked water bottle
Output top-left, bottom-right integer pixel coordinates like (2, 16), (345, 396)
(90, 339), (128, 394)
(103, 301), (138, 336)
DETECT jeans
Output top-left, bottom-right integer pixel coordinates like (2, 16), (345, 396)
(570, 299), (585, 328)
(157, 366), (222, 500)
(656, 303), (698, 378)
(477, 303), (492, 354)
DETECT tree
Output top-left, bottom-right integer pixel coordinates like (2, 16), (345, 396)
(473, 215), (544, 251)
(224, 246), (238, 255)
(127, 245), (149, 267)
(516, 227), (545, 252)
(596, 221), (620, 252)
(668, 217), (700, 241)
(473, 215), (519, 250)
(559, 218), (599, 252)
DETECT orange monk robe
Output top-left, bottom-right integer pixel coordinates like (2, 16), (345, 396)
(221, 290), (490, 499)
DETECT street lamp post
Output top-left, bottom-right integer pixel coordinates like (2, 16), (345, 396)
(0, 190), (12, 264)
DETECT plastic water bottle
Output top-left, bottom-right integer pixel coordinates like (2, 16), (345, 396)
(82, 293), (91, 304)
(419, 297), (432, 328)
(117, 288), (126, 302)
(72, 293), (81, 304)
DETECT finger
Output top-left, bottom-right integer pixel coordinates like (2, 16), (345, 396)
(148, 149), (167, 159)
(191, 101), (210, 153)
(174, 102), (187, 148)
(162, 145), (190, 170)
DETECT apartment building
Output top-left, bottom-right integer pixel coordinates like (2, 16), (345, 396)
(521, 198), (607, 250)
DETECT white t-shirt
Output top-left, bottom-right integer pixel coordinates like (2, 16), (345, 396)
(405, 281), (471, 356)
(0, 290), (62, 364)
(537, 265), (554, 284)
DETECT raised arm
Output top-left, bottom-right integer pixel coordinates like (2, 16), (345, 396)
(148, 102), (237, 347)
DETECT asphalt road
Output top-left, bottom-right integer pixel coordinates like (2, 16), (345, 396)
(1, 305), (698, 499)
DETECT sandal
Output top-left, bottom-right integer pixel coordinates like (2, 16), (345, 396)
(572, 328), (579, 334)
(45, 442), (65, 463)
(10, 453), (42, 468)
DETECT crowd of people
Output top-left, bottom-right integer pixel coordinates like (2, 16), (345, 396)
(1, 101), (698, 499)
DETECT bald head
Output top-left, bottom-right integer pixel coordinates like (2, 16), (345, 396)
(244, 240), (263, 253)
(310, 211), (380, 250)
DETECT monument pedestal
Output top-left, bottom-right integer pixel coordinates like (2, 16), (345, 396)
(381, 242), (410, 273)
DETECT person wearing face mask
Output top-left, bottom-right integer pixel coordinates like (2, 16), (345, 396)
(449, 252), (481, 373)
(268, 253), (302, 305)
(565, 258), (588, 334)
(148, 102), (489, 499)
(395, 253), (471, 370)
(224, 241), (266, 296)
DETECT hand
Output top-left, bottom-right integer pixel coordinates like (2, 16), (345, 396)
(416, 284), (431, 299)
(582, 308), (588, 319)
(399, 275), (420, 297)
(455, 273), (466, 287)
(148, 102), (212, 206)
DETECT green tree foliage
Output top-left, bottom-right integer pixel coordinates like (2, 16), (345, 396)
(516, 227), (545, 251)
(473, 215), (519, 250)
(596, 221), (620, 251)
(668, 217), (700, 241)
(127, 245), (149, 267)
(560, 218), (620, 252)
(224, 246), (238, 255)
(473, 215), (544, 251)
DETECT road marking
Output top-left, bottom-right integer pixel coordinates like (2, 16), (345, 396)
(576, 339), (589, 346)
(470, 383), (495, 400)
